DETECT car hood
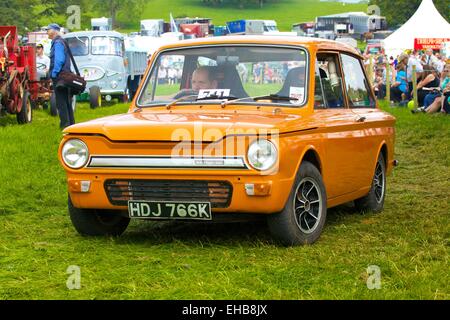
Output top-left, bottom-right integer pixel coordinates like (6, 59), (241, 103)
(64, 108), (313, 142)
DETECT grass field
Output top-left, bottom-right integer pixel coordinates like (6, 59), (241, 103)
(118, 0), (367, 32)
(0, 101), (448, 300)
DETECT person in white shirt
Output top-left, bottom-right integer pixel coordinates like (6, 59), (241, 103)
(36, 44), (50, 79)
(422, 48), (438, 67)
(406, 51), (424, 89)
(434, 53), (446, 73)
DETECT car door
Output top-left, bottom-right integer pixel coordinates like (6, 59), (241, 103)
(339, 53), (386, 190)
(313, 52), (372, 199)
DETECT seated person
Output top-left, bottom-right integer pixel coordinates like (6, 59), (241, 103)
(192, 66), (219, 91)
(174, 66), (219, 99)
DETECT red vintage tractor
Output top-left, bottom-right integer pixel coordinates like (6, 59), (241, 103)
(0, 26), (35, 124)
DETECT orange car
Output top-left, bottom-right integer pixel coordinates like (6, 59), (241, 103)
(59, 36), (396, 245)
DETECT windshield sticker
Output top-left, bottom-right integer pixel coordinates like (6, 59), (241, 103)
(289, 87), (304, 104)
(198, 89), (231, 100)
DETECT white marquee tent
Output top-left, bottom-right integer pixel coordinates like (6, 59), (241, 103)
(383, 0), (450, 57)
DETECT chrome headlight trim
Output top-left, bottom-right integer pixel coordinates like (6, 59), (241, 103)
(62, 139), (89, 169)
(247, 139), (278, 171)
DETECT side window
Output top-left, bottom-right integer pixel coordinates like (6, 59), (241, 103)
(316, 53), (346, 108)
(314, 62), (326, 109)
(341, 54), (375, 108)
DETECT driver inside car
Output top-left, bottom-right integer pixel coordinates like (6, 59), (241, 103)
(174, 66), (219, 99)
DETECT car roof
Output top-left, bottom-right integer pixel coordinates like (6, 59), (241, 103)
(156, 35), (362, 57)
(63, 31), (124, 39)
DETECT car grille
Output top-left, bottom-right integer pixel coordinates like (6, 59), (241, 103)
(104, 180), (233, 208)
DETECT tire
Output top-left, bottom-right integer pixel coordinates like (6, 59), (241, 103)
(89, 86), (102, 109)
(50, 92), (58, 116)
(17, 91), (33, 124)
(267, 161), (327, 246)
(355, 153), (386, 213)
(68, 196), (130, 237)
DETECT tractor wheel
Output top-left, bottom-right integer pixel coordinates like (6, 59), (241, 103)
(89, 86), (102, 109)
(50, 92), (58, 116)
(17, 91), (33, 124)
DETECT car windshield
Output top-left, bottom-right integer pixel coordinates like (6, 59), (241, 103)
(138, 45), (308, 107)
(91, 36), (124, 56)
(66, 37), (89, 56)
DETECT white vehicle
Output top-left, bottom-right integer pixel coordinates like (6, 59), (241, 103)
(92, 17), (112, 31)
(227, 20), (280, 35)
(140, 19), (165, 37)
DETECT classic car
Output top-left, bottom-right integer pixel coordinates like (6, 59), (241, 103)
(58, 36), (397, 245)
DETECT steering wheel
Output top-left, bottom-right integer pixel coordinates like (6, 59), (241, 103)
(173, 89), (198, 100)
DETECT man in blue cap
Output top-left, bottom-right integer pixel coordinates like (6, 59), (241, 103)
(46, 23), (74, 129)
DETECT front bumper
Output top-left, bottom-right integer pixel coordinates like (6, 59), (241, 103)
(67, 172), (294, 215)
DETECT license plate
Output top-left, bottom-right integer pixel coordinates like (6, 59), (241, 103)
(128, 201), (212, 221)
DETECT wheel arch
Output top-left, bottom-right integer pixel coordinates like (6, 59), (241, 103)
(300, 146), (323, 174)
(377, 141), (388, 168)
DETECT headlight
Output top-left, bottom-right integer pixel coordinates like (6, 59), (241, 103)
(62, 139), (89, 169)
(247, 139), (278, 171)
(110, 81), (118, 89)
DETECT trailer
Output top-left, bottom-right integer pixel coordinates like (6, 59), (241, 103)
(226, 20), (279, 35)
(0, 26), (34, 124)
(92, 17), (112, 31)
(140, 19), (164, 37)
(180, 23), (210, 39)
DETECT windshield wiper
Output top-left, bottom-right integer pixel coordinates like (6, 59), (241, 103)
(253, 94), (299, 102)
(165, 94), (238, 109)
(196, 94), (238, 101)
(165, 95), (198, 110)
(221, 93), (299, 108)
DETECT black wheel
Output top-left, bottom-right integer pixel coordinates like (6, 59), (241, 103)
(89, 86), (102, 109)
(267, 161), (327, 246)
(17, 90), (33, 124)
(68, 196), (130, 237)
(355, 153), (386, 213)
(50, 92), (58, 116)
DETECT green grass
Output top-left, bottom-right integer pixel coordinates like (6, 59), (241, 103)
(0, 102), (448, 300)
(32, 0), (368, 33)
(119, 0), (367, 32)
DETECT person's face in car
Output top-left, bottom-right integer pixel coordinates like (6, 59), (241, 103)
(191, 69), (218, 91)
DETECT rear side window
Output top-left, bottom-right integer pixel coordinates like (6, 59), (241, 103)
(341, 54), (375, 108)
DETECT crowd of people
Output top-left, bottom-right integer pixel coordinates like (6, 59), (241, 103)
(367, 48), (449, 115)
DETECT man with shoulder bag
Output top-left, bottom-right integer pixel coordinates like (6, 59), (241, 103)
(47, 23), (86, 129)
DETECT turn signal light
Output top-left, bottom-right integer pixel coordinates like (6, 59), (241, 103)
(245, 183), (272, 196)
(68, 179), (91, 193)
